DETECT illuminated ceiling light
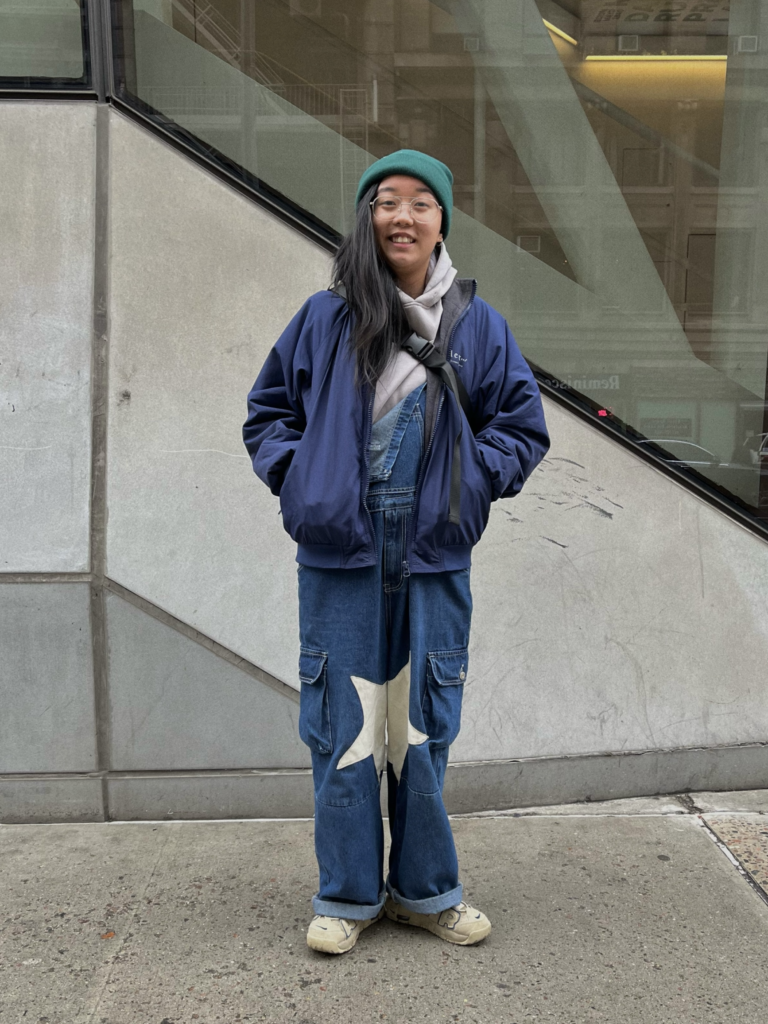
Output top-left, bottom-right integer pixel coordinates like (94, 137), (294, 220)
(542, 19), (578, 47)
(585, 54), (728, 61)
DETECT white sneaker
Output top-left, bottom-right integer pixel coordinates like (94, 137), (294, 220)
(384, 895), (491, 945)
(306, 911), (381, 954)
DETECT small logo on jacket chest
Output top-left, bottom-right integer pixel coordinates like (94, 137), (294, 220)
(449, 350), (467, 367)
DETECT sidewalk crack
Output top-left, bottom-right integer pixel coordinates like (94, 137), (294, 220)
(673, 792), (703, 814)
(78, 830), (171, 1023)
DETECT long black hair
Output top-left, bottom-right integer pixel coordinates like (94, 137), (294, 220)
(332, 183), (408, 386)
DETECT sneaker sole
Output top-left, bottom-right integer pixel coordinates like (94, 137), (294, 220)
(384, 904), (491, 946)
(306, 910), (382, 955)
(306, 932), (358, 954)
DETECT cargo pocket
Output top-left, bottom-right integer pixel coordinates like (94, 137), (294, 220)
(298, 648), (332, 754)
(422, 649), (468, 747)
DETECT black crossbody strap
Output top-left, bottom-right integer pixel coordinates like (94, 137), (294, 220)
(400, 333), (472, 421)
(402, 332), (470, 526)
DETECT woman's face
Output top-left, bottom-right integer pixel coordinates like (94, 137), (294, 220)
(371, 174), (443, 291)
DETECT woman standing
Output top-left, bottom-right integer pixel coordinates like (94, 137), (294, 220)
(243, 151), (549, 955)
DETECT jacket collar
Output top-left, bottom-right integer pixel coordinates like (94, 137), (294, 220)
(434, 278), (476, 356)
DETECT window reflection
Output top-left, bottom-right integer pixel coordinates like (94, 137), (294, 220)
(0, 0), (86, 83)
(120, 0), (768, 521)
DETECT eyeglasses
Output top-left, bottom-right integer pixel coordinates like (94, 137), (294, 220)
(370, 196), (442, 223)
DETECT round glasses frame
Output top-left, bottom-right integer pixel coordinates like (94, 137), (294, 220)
(369, 195), (443, 223)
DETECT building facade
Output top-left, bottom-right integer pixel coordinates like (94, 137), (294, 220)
(2, 0), (768, 822)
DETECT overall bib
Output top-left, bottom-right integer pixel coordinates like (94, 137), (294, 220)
(297, 384), (473, 920)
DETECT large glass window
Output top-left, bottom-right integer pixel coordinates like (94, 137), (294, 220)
(0, 0), (89, 86)
(113, 0), (768, 527)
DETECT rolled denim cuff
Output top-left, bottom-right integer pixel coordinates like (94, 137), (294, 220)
(312, 888), (386, 922)
(386, 880), (463, 915)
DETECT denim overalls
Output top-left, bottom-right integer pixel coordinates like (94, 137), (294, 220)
(297, 383), (473, 920)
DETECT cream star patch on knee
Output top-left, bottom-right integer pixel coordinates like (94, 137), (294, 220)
(336, 660), (427, 776)
(337, 675), (388, 772)
(386, 661), (428, 780)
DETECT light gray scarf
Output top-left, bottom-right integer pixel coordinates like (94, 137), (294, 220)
(373, 246), (457, 422)
(397, 244), (457, 342)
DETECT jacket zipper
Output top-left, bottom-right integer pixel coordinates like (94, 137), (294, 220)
(403, 298), (474, 574)
(361, 389), (376, 553)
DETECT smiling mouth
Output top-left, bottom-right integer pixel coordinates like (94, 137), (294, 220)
(389, 235), (415, 244)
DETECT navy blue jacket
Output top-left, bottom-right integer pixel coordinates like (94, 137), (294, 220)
(243, 287), (549, 571)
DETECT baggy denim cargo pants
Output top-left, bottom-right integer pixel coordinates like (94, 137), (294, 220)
(297, 385), (473, 920)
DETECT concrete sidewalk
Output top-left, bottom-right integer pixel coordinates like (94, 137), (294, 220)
(2, 792), (768, 1024)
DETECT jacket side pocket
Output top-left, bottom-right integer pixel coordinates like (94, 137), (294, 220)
(298, 648), (332, 754)
(422, 648), (468, 747)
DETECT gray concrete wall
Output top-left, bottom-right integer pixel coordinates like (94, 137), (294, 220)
(2, 100), (768, 822)
(0, 102), (95, 573)
(0, 583), (96, 773)
(106, 590), (308, 771)
(457, 404), (768, 762)
(106, 111), (329, 686)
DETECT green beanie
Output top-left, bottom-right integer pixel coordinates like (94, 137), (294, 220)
(356, 149), (454, 238)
